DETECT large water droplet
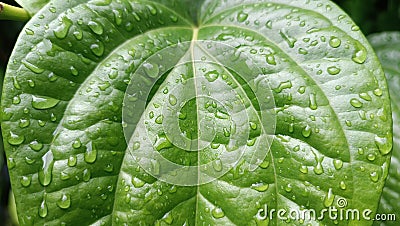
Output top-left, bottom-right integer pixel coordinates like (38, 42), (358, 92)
(53, 17), (72, 39)
(57, 194), (71, 209)
(329, 37), (341, 48)
(301, 125), (312, 138)
(88, 21), (104, 35)
(350, 98), (363, 108)
(352, 43), (367, 64)
(113, 9), (123, 25)
(38, 151), (54, 186)
(90, 42), (105, 57)
(333, 159), (343, 170)
(143, 62), (159, 78)
(32, 95), (60, 110)
(84, 141), (97, 163)
(83, 169), (91, 182)
(313, 159), (324, 175)
(327, 66), (341, 75)
(29, 140), (43, 151)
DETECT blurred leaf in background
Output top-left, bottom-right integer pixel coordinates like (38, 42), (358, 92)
(333, 0), (400, 35)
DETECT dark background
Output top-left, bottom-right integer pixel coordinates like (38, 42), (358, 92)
(0, 0), (399, 225)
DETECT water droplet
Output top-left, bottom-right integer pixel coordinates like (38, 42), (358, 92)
(73, 30), (83, 40)
(90, 42), (105, 57)
(53, 17), (72, 39)
(301, 125), (312, 138)
(57, 194), (71, 209)
(333, 159), (343, 170)
(83, 169), (91, 182)
(274, 81), (292, 93)
(8, 131), (25, 145)
(251, 182), (269, 192)
(108, 69), (118, 79)
(367, 153), (376, 161)
(280, 30), (297, 48)
(313, 159), (324, 175)
(19, 119), (30, 128)
(299, 165), (308, 174)
(70, 66), (79, 76)
(212, 159), (223, 172)
(285, 183), (293, 192)
(155, 115), (163, 124)
(72, 139), (81, 149)
(68, 155), (77, 167)
(323, 188), (335, 207)
(373, 88), (383, 97)
(352, 43), (367, 64)
(350, 98), (363, 108)
(60, 171), (70, 180)
(22, 60), (45, 74)
(205, 70), (219, 82)
(132, 177), (145, 188)
(265, 20), (272, 29)
(113, 9), (123, 25)
(38, 151), (54, 186)
(88, 21), (104, 35)
(20, 176), (31, 187)
(370, 171), (379, 182)
(327, 66), (341, 75)
(168, 94), (177, 106)
(298, 86), (306, 94)
(259, 160), (269, 169)
(84, 141), (97, 163)
(32, 95), (60, 110)
(98, 81), (111, 91)
(345, 120), (352, 127)
(247, 138), (256, 146)
(29, 140), (43, 152)
(212, 207), (225, 219)
(169, 14), (178, 22)
(250, 122), (258, 130)
(309, 93), (317, 110)
(375, 134), (392, 155)
(104, 163), (114, 172)
(266, 54), (276, 65)
(237, 11), (248, 22)
(143, 62), (159, 78)
(146, 4), (157, 15)
(25, 28), (34, 35)
(359, 93), (372, 101)
(38, 199), (48, 218)
(329, 37), (341, 48)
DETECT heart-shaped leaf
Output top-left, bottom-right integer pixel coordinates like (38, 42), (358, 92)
(369, 32), (400, 226)
(1, 0), (392, 225)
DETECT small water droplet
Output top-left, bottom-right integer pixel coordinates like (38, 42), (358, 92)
(299, 165), (308, 174)
(88, 21), (104, 35)
(57, 194), (71, 209)
(29, 140), (43, 152)
(73, 30), (83, 40)
(25, 28), (34, 35)
(265, 20), (272, 29)
(72, 139), (81, 149)
(143, 62), (159, 78)
(70, 66), (79, 76)
(274, 81), (292, 93)
(350, 98), (363, 108)
(359, 93), (372, 101)
(113, 9), (123, 25)
(370, 171), (379, 182)
(309, 93), (317, 110)
(38, 199), (48, 218)
(323, 188), (335, 207)
(327, 66), (341, 75)
(104, 163), (114, 172)
(20, 176), (31, 187)
(155, 115), (163, 124)
(53, 17), (72, 39)
(168, 94), (177, 106)
(32, 95), (60, 110)
(22, 60), (45, 74)
(8, 131), (25, 145)
(333, 159), (343, 170)
(280, 30), (297, 48)
(367, 153), (376, 161)
(285, 183), (293, 192)
(374, 134), (392, 155)
(205, 70), (219, 82)
(212, 207), (225, 219)
(266, 54), (276, 65)
(251, 182), (269, 192)
(301, 125), (312, 138)
(352, 43), (367, 64)
(298, 86), (306, 94)
(212, 159), (223, 172)
(67, 155), (77, 167)
(237, 11), (248, 22)
(82, 169), (91, 182)
(84, 141), (97, 163)
(90, 42), (105, 57)
(314, 159), (324, 175)
(329, 37), (341, 48)
(373, 88), (383, 97)
(250, 122), (258, 130)
(19, 119), (30, 128)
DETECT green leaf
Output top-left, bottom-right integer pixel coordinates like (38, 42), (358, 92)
(368, 32), (400, 226)
(1, 0), (392, 225)
(15, 0), (51, 16)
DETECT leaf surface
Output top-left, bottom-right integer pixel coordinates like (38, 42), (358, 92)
(1, 0), (392, 225)
(15, 0), (50, 16)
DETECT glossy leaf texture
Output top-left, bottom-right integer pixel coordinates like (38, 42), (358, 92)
(369, 32), (400, 226)
(1, 0), (392, 225)
(15, 0), (51, 16)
